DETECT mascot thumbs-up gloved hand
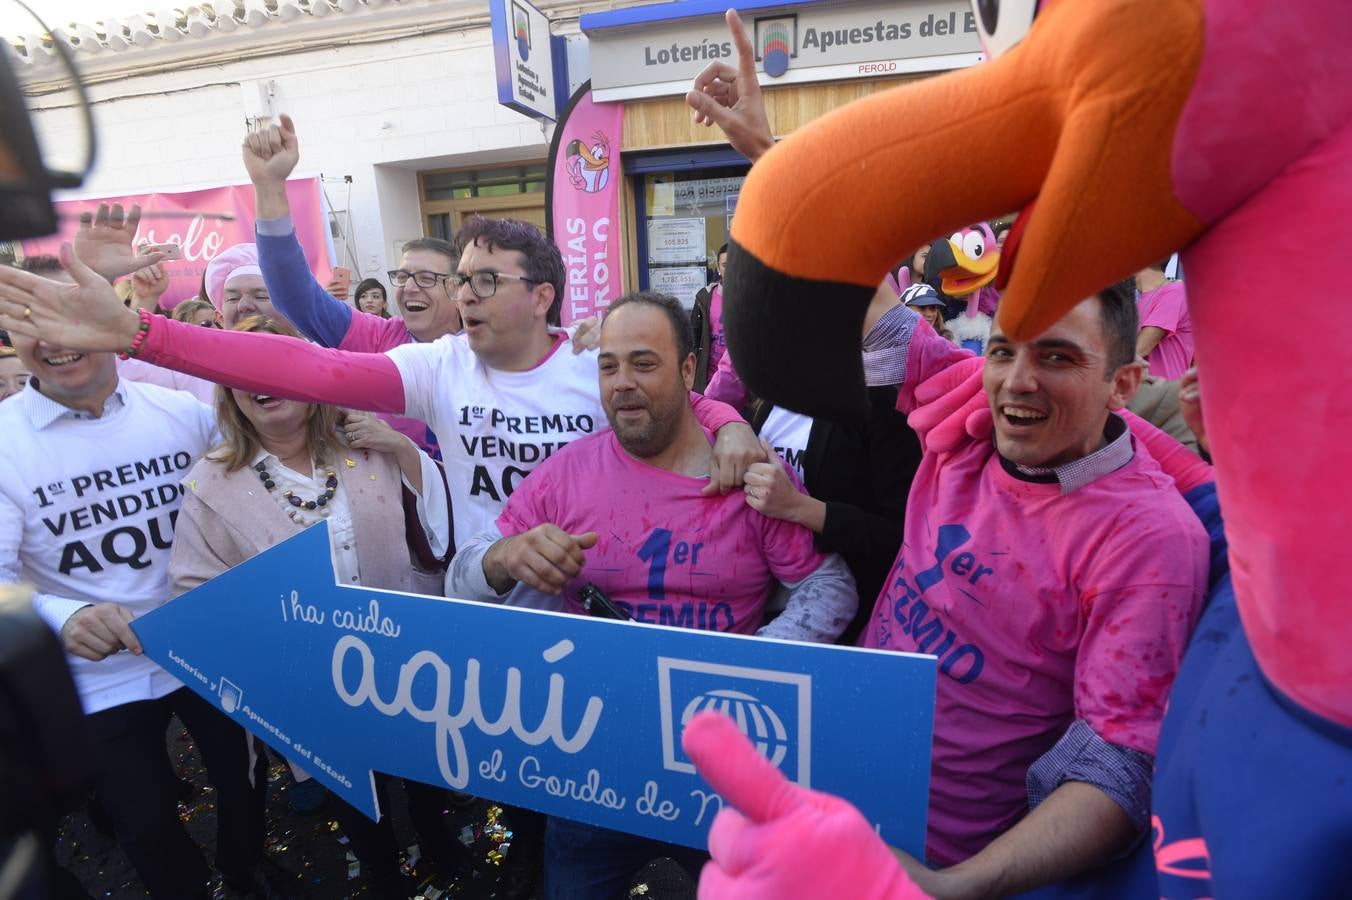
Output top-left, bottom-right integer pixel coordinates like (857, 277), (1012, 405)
(682, 711), (929, 900)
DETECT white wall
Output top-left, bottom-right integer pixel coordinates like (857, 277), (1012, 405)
(27, 4), (582, 277)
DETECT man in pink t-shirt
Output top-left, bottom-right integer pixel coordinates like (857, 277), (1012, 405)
(1134, 260), (1194, 379)
(448, 292), (857, 634)
(446, 291), (857, 896)
(858, 282), (1208, 897)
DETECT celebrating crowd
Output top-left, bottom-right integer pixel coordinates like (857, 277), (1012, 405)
(1, 12), (1216, 900)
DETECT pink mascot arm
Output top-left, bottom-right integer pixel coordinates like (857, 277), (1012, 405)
(682, 712), (928, 900)
(1120, 409), (1213, 493)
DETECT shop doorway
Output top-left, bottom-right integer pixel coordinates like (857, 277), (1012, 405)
(419, 163), (547, 240)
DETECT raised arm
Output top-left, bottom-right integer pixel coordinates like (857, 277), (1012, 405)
(141, 317), (406, 413)
(244, 115), (361, 347)
(0, 252), (406, 414)
(864, 305), (974, 415)
(686, 9), (776, 163)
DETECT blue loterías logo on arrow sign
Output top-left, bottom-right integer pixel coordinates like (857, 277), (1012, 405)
(133, 524), (937, 855)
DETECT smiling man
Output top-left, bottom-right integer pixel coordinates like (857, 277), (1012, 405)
(0, 261), (296, 899)
(239, 116), (458, 456)
(446, 291), (856, 898)
(858, 282), (1209, 896)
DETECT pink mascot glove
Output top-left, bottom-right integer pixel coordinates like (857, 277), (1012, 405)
(682, 711), (930, 900)
(906, 355), (992, 453)
(1121, 408), (1213, 493)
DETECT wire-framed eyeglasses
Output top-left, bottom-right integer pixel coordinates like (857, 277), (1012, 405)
(387, 269), (454, 290)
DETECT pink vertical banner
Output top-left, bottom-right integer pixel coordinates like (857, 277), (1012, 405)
(546, 83), (624, 325)
(20, 178), (334, 309)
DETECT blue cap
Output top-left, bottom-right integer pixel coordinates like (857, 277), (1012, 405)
(901, 283), (944, 308)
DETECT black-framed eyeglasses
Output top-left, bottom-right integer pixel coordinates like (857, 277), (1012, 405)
(448, 271), (541, 300)
(387, 269), (454, 290)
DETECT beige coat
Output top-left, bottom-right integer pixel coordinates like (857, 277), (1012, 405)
(169, 447), (446, 598)
(1127, 375), (1201, 455)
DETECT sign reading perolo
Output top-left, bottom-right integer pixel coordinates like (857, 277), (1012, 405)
(583, 0), (984, 102)
(132, 523), (938, 857)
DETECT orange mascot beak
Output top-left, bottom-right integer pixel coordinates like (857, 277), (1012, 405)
(723, 0), (1207, 419)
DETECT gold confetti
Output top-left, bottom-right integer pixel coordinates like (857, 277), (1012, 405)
(344, 457), (356, 468)
(369, 474), (377, 481)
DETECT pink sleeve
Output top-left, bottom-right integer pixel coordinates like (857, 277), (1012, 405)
(1140, 282), (1187, 334)
(140, 316), (407, 414)
(690, 392), (745, 432)
(338, 310), (412, 353)
(1121, 409), (1213, 493)
(897, 316), (975, 415)
(704, 350), (748, 408)
(1074, 520), (1208, 754)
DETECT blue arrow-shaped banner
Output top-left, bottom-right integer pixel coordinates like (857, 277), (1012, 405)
(133, 523), (936, 855)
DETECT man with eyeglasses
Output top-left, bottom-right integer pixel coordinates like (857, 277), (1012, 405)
(241, 118), (600, 459)
(1, 118), (768, 899)
(241, 116), (464, 455)
(0, 250), (301, 900)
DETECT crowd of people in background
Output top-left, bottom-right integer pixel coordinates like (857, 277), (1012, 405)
(0, 12), (1209, 900)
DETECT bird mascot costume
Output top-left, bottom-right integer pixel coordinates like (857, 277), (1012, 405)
(681, 0), (1352, 896)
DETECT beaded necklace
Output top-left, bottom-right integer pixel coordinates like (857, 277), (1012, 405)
(253, 459), (338, 525)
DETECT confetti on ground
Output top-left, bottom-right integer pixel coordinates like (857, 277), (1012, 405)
(55, 717), (539, 898)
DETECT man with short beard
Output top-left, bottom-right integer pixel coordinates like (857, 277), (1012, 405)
(446, 291), (857, 898)
(858, 284), (1208, 897)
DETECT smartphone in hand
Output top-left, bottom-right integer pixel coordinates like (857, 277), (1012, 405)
(578, 583), (632, 621)
(144, 242), (183, 261)
(330, 266), (352, 300)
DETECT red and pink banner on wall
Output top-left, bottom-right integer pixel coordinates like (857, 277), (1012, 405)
(22, 177), (334, 309)
(547, 84), (624, 325)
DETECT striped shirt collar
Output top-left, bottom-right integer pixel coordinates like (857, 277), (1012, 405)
(20, 378), (129, 430)
(1000, 413), (1134, 495)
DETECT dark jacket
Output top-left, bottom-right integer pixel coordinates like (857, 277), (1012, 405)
(750, 386), (923, 643)
(691, 283), (715, 392)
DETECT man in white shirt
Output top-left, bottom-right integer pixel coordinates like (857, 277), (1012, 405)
(0, 257), (295, 899)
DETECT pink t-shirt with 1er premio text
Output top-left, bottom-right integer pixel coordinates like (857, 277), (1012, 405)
(496, 428), (825, 634)
(861, 319), (1209, 866)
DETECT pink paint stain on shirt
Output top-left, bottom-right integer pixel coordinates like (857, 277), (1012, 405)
(497, 429), (824, 634)
(859, 321), (1209, 866)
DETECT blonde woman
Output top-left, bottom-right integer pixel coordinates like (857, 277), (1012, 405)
(171, 299), (221, 328)
(168, 315), (457, 893)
